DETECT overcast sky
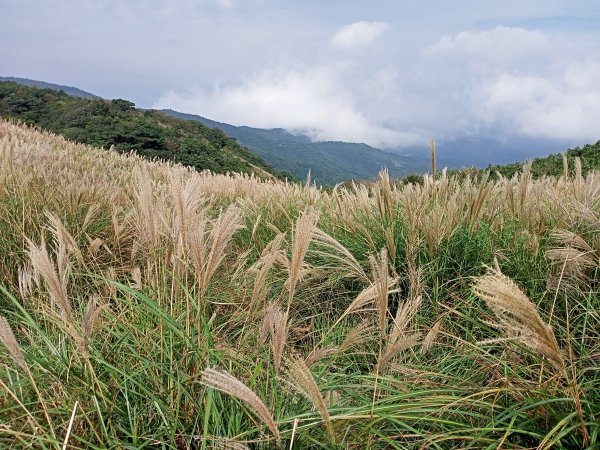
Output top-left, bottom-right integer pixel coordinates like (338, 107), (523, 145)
(1, 0), (599, 149)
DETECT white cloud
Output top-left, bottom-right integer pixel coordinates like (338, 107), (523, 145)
(4, 1), (600, 153)
(153, 24), (600, 149)
(478, 67), (600, 141)
(331, 21), (391, 49)
(216, 0), (235, 8)
(154, 66), (423, 148)
(417, 26), (600, 142)
(425, 26), (550, 65)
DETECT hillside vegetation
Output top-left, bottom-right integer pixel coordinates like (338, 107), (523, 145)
(0, 81), (280, 178)
(0, 120), (598, 448)
(488, 140), (600, 179)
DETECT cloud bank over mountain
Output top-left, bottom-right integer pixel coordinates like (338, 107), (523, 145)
(155, 22), (600, 148)
(2, 0), (599, 150)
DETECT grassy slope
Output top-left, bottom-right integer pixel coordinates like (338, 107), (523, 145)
(0, 121), (598, 449)
(0, 81), (281, 178)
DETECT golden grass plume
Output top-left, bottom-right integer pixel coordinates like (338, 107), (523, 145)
(202, 368), (281, 446)
(473, 267), (564, 372)
(286, 355), (336, 443)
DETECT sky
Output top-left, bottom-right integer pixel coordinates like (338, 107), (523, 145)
(1, 0), (599, 150)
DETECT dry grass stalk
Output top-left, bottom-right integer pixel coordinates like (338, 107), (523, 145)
(0, 315), (55, 437)
(305, 346), (340, 366)
(372, 249), (391, 336)
(27, 240), (73, 319)
(422, 319), (442, 353)
(573, 157), (585, 201)
(132, 167), (164, 256)
(547, 247), (596, 272)
(517, 162), (532, 215)
(383, 227), (397, 270)
(378, 333), (421, 371)
(0, 132), (14, 178)
(352, 182), (374, 217)
(286, 208), (319, 301)
(131, 267), (142, 289)
(429, 139), (436, 179)
(417, 185), (465, 256)
(339, 320), (375, 353)
(249, 234), (286, 310)
(306, 321), (374, 366)
(286, 355), (335, 443)
(389, 295), (422, 346)
(18, 264), (36, 299)
(468, 171), (491, 225)
(202, 368), (281, 446)
(473, 267), (565, 373)
(207, 436), (250, 449)
(311, 228), (369, 283)
(61, 400), (79, 450)
(81, 203), (102, 234)
(46, 212), (85, 270)
(203, 205), (243, 285)
(259, 303), (289, 375)
(0, 316), (28, 373)
(26, 237), (97, 360)
(171, 174), (206, 259)
(374, 170), (394, 223)
(333, 275), (399, 330)
(577, 203), (600, 231)
(546, 229), (599, 289)
(86, 237), (104, 256)
(82, 296), (107, 350)
(382, 260), (423, 369)
(188, 205), (243, 296)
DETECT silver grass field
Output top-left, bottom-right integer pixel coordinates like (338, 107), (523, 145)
(0, 120), (598, 449)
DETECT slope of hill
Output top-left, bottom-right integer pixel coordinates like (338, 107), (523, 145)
(1, 119), (597, 448)
(0, 76), (100, 99)
(163, 109), (430, 184)
(0, 81), (280, 178)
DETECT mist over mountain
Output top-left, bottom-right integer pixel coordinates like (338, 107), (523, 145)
(427, 135), (576, 170)
(162, 109), (431, 184)
(163, 109), (577, 184)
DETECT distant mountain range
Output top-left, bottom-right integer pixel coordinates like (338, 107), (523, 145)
(163, 110), (575, 184)
(162, 110), (431, 184)
(1, 76), (583, 185)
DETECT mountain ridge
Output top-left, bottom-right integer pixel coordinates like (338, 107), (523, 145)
(0, 76), (100, 99)
(162, 109), (430, 184)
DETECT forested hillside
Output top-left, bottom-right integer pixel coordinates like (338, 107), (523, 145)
(487, 140), (600, 178)
(0, 81), (280, 178)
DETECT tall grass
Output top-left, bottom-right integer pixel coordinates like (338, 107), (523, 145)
(0, 119), (598, 448)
